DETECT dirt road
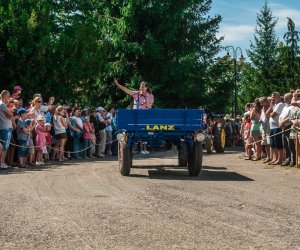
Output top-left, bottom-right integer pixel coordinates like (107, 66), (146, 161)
(0, 149), (300, 249)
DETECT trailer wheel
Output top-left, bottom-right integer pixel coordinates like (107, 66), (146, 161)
(206, 135), (214, 154)
(178, 143), (188, 166)
(187, 142), (202, 176)
(118, 142), (132, 176)
(214, 128), (226, 153)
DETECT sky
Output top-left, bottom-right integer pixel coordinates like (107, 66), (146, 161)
(210, 0), (300, 58)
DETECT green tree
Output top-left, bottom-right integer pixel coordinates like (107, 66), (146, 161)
(0, 0), (222, 109)
(204, 57), (235, 114)
(246, 1), (279, 96)
(239, 63), (261, 105)
(282, 17), (300, 89)
(95, 0), (223, 108)
(0, 0), (109, 104)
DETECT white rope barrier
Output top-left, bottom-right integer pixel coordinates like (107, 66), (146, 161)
(248, 127), (293, 146)
(0, 137), (118, 155)
(245, 125), (300, 168)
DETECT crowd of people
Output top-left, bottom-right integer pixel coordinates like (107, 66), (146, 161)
(240, 91), (300, 167)
(0, 80), (154, 169)
(7, 82), (298, 170)
(0, 87), (117, 169)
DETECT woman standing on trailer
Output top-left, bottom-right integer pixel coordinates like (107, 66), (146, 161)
(114, 79), (154, 109)
(114, 79), (154, 154)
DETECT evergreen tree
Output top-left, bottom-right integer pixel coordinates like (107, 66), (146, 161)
(282, 17), (300, 88)
(98, 0), (223, 108)
(204, 57), (235, 114)
(246, 1), (279, 96)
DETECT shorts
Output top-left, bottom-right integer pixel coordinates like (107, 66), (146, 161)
(17, 140), (28, 157)
(0, 128), (12, 152)
(250, 123), (261, 137)
(261, 128), (270, 146)
(55, 133), (67, 140)
(270, 128), (283, 149)
(106, 131), (113, 143)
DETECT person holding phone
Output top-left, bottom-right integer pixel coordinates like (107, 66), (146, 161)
(114, 79), (154, 109)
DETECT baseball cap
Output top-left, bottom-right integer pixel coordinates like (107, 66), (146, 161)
(14, 85), (23, 91)
(25, 119), (33, 126)
(17, 108), (29, 115)
(96, 106), (105, 111)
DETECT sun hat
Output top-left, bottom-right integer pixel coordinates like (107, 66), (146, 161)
(17, 108), (29, 115)
(243, 111), (251, 117)
(37, 115), (45, 121)
(96, 106), (105, 112)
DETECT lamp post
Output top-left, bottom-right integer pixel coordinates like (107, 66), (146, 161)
(296, 53), (300, 86)
(224, 46), (245, 117)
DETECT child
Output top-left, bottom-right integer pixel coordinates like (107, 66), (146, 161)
(16, 109), (30, 167)
(244, 114), (252, 160)
(82, 116), (93, 158)
(90, 123), (96, 157)
(25, 119), (35, 166)
(35, 115), (46, 165)
(44, 123), (52, 162)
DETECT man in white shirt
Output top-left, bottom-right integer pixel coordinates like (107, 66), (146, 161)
(105, 108), (115, 156)
(96, 107), (107, 157)
(267, 92), (285, 165)
(279, 93), (295, 166)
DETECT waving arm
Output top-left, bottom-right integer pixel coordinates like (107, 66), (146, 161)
(114, 78), (134, 95)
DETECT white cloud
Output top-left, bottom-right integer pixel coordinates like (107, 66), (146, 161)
(272, 8), (300, 28)
(218, 24), (254, 42)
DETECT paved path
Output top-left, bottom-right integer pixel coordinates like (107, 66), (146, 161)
(0, 149), (300, 249)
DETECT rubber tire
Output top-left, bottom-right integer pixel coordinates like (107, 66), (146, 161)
(118, 142), (132, 176)
(178, 143), (188, 166)
(214, 128), (225, 153)
(187, 142), (203, 176)
(206, 136), (213, 154)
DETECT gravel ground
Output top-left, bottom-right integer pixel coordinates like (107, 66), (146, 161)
(0, 149), (300, 250)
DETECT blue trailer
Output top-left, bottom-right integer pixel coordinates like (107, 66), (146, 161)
(115, 109), (206, 176)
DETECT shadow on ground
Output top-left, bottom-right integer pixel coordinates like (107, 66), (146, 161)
(130, 164), (253, 181)
(146, 169), (253, 181)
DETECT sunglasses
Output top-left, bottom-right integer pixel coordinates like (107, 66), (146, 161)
(37, 101), (42, 103)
